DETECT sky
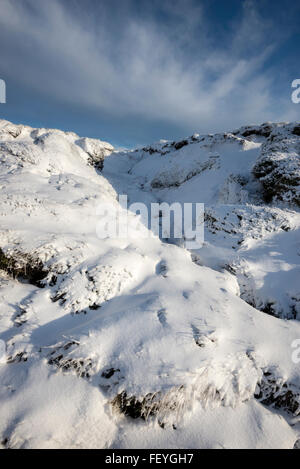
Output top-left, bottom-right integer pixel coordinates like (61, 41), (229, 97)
(0, 0), (299, 148)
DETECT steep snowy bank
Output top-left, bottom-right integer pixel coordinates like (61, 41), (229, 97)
(108, 122), (300, 319)
(0, 119), (299, 449)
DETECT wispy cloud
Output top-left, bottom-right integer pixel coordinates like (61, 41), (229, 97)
(0, 0), (298, 141)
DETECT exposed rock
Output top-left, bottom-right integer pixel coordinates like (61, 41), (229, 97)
(76, 137), (114, 171)
(0, 248), (48, 287)
(255, 371), (300, 415)
(253, 125), (300, 207)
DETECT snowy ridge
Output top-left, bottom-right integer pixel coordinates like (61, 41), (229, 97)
(0, 119), (299, 449)
(115, 122), (300, 319)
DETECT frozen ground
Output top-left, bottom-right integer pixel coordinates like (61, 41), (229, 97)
(0, 119), (299, 449)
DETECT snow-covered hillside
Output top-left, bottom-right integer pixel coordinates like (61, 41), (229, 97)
(0, 119), (299, 449)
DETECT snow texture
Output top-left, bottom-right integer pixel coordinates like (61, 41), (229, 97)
(0, 119), (299, 449)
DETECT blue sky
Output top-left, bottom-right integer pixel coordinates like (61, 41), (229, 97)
(0, 0), (299, 148)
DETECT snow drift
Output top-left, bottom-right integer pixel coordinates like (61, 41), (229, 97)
(0, 119), (299, 449)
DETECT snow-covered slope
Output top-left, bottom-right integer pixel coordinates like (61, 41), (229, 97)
(0, 119), (299, 449)
(105, 122), (300, 320)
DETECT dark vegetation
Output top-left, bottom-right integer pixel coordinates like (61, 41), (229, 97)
(0, 248), (48, 286)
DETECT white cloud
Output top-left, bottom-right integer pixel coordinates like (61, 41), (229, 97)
(0, 0), (297, 136)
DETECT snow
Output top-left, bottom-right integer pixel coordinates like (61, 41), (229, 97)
(112, 400), (296, 449)
(0, 119), (299, 448)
